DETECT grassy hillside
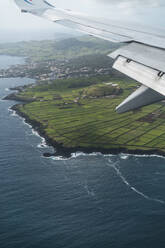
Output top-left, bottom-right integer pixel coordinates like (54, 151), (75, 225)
(12, 76), (165, 155)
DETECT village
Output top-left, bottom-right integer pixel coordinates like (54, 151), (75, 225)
(0, 57), (112, 81)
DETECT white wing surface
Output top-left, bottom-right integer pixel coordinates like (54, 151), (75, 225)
(14, 0), (165, 113)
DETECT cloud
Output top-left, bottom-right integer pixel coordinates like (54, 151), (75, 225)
(92, 0), (165, 19)
(94, 0), (164, 8)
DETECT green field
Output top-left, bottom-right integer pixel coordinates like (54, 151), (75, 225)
(12, 76), (165, 154)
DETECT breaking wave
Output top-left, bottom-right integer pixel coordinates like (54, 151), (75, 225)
(51, 152), (104, 161)
(37, 137), (49, 148)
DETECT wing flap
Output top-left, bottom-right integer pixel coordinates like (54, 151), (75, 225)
(110, 42), (165, 73)
(113, 55), (165, 96)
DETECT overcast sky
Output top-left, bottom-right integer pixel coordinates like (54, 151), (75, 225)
(0, 0), (165, 42)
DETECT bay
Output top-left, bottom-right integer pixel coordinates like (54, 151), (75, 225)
(0, 55), (24, 69)
(0, 55), (165, 248)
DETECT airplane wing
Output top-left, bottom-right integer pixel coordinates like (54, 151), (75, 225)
(14, 0), (165, 113)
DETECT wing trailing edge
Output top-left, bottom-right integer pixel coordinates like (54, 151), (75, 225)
(116, 85), (165, 113)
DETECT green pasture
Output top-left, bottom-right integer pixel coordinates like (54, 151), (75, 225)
(15, 76), (165, 152)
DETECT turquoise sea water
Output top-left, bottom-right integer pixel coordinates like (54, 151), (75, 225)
(0, 56), (165, 248)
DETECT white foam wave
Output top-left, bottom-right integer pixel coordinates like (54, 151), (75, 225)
(31, 129), (40, 137)
(134, 154), (165, 159)
(71, 152), (87, 158)
(37, 137), (49, 148)
(107, 159), (165, 205)
(101, 154), (115, 158)
(51, 156), (71, 161)
(8, 106), (51, 150)
(11, 110), (17, 117)
(5, 88), (9, 91)
(22, 119), (32, 128)
(31, 129), (50, 148)
(50, 150), (165, 162)
(71, 151), (103, 158)
(119, 153), (129, 160)
(50, 152), (102, 161)
(8, 108), (19, 117)
(80, 152), (165, 160)
(118, 152), (165, 160)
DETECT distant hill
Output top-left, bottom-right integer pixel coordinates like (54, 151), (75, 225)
(0, 36), (120, 62)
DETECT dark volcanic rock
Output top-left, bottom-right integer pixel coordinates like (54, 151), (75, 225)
(3, 93), (19, 101)
(43, 153), (54, 157)
(8, 103), (165, 159)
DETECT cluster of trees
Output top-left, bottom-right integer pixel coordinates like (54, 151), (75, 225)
(84, 84), (123, 98)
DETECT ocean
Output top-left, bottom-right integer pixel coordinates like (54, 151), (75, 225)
(0, 56), (165, 248)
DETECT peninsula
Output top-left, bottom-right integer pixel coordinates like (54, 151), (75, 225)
(2, 37), (165, 157)
(6, 76), (165, 157)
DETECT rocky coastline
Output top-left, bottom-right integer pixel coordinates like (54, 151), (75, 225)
(9, 100), (165, 158)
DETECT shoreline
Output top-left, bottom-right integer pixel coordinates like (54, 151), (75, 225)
(10, 103), (165, 158)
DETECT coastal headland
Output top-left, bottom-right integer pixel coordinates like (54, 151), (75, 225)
(5, 76), (165, 158)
